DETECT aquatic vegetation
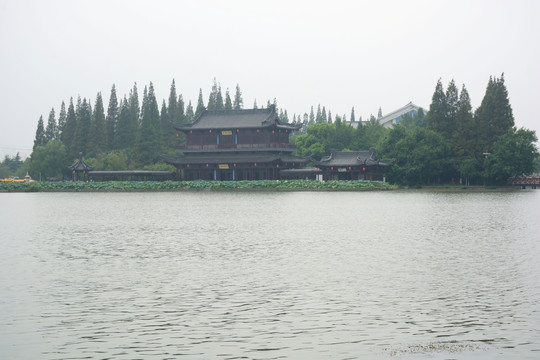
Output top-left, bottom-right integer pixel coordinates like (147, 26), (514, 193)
(0, 179), (396, 192)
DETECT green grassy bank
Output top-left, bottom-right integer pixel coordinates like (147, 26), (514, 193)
(0, 180), (397, 192)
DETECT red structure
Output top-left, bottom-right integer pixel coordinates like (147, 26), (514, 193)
(508, 174), (540, 189)
(164, 106), (309, 180)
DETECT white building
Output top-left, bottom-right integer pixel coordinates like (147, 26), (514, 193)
(377, 102), (425, 128)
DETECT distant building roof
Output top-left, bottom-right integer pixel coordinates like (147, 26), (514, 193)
(174, 106), (300, 131)
(378, 102), (424, 128)
(315, 150), (392, 167)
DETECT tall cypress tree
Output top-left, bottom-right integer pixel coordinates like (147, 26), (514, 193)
(74, 98), (92, 155)
(88, 92), (107, 154)
(57, 101), (67, 139)
(195, 88), (205, 118)
(45, 108), (57, 142)
(475, 74), (514, 153)
(215, 85), (224, 110)
(168, 79), (178, 123)
(426, 78), (448, 135)
(128, 83), (140, 128)
(452, 85), (477, 176)
(316, 104), (322, 123)
(224, 88), (233, 110)
(350, 107), (356, 123)
(207, 79), (218, 110)
(233, 84), (243, 110)
(322, 106), (327, 123)
(33, 115), (46, 151)
(185, 100), (194, 123)
(106, 84), (119, 150)
(61, 98), (77, 158)
(135, 82), (161, 164)
(114, 96), (137, 150)
(177, 94), (185, 123)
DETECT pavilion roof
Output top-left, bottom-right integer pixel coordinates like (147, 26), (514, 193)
(68, 153), (93, 172)
(315, 150), (392, 167)
(174, 106), (301, 131)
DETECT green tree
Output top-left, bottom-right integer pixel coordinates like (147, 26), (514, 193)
(233, 84), (243, 110)
(207, 78), (219, 110)
(185, 100), (194, 123)
(44, 108), (57, 142)
(106, 84), (119, 150)
(134, 82), (161, 164)
(57, 101), (67, 139)
(114, 96), (137, 150)
(487, 127), (538, 184)
(224, 88), (233, 110)
(426, 78), (448, 136)
(195, 88), (205, 118)
(177, 94), (186, 123)
(61, 98), (77, 158)
(74, 97), (92, 155)
(350, 107), (356, 123)
(33, 115), (46, 151)
(88, 92), (107, 155)
(452, 85), (476, 177)
(475, 74), (515, 154)
(215, 85), (224, 110)
(29, 139), (68, 180)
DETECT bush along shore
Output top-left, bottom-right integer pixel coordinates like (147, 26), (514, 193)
(0, 180), (396, 192)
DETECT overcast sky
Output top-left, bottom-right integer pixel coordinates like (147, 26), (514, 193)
(1, 0), (539, 159)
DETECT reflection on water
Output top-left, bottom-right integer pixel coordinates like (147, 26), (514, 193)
(1, 191), (539, 359)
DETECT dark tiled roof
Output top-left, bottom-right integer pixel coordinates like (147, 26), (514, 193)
(164, 153), (280, 165)
(164, 152), (309, 165)
(174, 106), (301, 131)
(68, 153), (93, 171)
(316, 150), (391, 167)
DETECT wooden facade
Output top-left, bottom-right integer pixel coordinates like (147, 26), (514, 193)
(164, 106), (309, 180)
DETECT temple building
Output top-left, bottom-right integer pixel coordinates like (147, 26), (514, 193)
(314, 149), (392, 181)
(164, 106), (310, 180)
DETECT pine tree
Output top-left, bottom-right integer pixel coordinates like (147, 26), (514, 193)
(106, 84), (119, 150)
(185, 100), (194, 123)
(114, 96), (137, 150)
(160, 99), (174, 148)
(475, 74), (515, 153)
(327, 110), (332, 123)
(309, 106), (315, 125)
(74, 97), (92, 155)
(233, 84), (243, 110)
(195, 88), (205, 118)
(88, 92), (107, 154)
(322, 106), (327, 123)
(128, 83), (140, 127)
(350, 107), (356, 123)
(61, 98), (77, 157)
(168, 80), (178, 124)
(377, 107), (383, 119)
(57, 101), (67, 139)
(216, 85), (224, 110)
(453, 85), (476, 163)
(135, 82), (162, 164)
(224, 88), (233, 110)
(45, 108), (57, 142)
(426, 78), (448, 136)
(445, 79), (459, 125)
(316, 104), (322, 123)
(177, 94), (186, 123)
(207, 79), (218, 110)
(33, 115), (46, 151)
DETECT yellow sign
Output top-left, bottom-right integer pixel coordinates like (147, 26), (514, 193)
(218, 164), (229, 169)
(221, 130), (233, 135)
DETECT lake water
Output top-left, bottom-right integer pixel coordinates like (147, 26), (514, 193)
(1, 190), (539, 359)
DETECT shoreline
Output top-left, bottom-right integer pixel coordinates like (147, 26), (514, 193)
(0, 180), (526, 193)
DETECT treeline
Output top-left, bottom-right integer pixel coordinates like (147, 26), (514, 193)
(27, 77), (350, 180)
(294, 74), (539, 185)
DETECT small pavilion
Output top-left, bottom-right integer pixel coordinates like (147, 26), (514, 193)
(68, 153), (93, 181)
(315, 149), (392, 181)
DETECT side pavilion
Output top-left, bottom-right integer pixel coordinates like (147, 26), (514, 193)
(314, 150), (392, 181)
